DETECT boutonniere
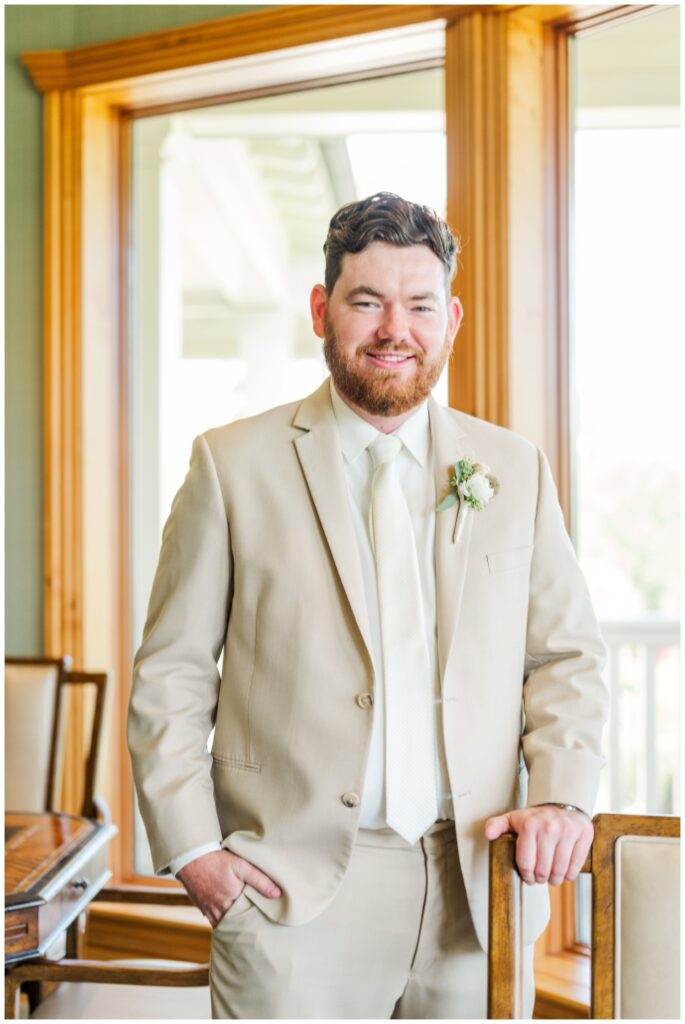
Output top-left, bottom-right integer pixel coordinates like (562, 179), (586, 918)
(436, 458), (499, 542)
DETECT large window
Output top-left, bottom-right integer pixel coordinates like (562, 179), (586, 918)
(568, 5), (680, 944)
(129, 67), (447, 874)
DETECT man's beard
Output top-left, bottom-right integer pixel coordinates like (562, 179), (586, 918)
(323, 315), (454, 417)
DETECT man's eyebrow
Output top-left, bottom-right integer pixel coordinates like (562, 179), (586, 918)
(344, 285), (385, 301)
(343, 287), (440, 303)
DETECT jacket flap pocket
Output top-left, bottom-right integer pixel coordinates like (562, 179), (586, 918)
(212, 752), (261, 773)
(486, 544), (534, 575)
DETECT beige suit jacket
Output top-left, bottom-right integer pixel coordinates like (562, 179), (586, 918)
(128, 379), (608, 949)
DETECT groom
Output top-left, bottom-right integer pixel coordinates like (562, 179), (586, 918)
(128, 192), (607, 1019)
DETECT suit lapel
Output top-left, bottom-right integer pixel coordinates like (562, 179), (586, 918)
(429, 398), (477, 685)
(293, 381), (373, 666)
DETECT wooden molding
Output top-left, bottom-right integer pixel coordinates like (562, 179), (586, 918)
(22, 5), (489, 93)
(446, 10), (509, 424)
(23, 1), (642, 97)
(115, 114), (133, 883)
(515, 4), (654, 29)
(43, 89), (86, 814)
(43, 90), (83, 663)
(129, 56), (443, 120)
(542, 20), (573, 527)
(85, 904), (210, 964)
(533, 878), (590, 1016)
(533, 952), (591, 1019)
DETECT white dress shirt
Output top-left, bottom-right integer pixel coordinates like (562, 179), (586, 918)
(168, 381), (452, 875)
(329, 381), (452, 828)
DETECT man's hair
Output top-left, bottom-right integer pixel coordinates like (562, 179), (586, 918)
(323, 192), (460, 296)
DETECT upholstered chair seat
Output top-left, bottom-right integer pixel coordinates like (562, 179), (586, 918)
(30, 960), (211, 1019)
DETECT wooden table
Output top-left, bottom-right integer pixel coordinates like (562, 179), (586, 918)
(5, 812), (117, 965)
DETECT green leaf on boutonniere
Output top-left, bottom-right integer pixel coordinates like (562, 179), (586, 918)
(436, 492), (458, 513)
(456, 458), (474, 482)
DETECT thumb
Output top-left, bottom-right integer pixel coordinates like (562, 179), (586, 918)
(484, 813), (513, 840)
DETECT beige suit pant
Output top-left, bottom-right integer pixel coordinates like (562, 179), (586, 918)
(209, 821), (535, 1019)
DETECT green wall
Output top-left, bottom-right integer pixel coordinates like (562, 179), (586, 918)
(5, 5), (265, 654)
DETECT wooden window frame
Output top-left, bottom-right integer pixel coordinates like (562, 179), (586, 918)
(23, 1), (653, 1010)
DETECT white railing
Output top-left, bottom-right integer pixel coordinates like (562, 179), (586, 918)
(599, 619), (680, 815)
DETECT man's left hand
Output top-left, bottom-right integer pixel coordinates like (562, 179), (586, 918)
(484, 804), (593, 886)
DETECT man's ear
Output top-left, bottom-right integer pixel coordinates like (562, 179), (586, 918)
(448, 295), (464, 340)
(310, 284), (327, 339)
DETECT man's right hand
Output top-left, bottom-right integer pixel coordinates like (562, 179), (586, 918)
(177, 849), (282, 928)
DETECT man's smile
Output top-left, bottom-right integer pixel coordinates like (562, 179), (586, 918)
(365, 351), (416, 368)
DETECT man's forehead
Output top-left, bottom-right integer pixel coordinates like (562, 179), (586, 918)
(338, 242), (445, 282)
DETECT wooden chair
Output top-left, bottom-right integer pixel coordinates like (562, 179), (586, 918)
(5, 887), (210, 1019)
(5, 656), (110, 821)
(5, 657), (210, 1018)
(488, 813), (680, 1019)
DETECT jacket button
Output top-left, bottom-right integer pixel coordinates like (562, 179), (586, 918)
(355, 692), (374, 709)
(341, 792), (360, 808)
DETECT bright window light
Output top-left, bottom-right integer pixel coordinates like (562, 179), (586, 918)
(346, 133), (446, 214)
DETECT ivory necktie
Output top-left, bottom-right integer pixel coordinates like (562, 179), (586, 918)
(369, 434), (439, 844)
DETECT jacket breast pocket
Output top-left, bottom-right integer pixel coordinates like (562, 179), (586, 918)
(211, 752), (261, 773)
(486, 544), (534, 575)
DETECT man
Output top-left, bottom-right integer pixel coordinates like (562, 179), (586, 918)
(128, 192), (607, 1019)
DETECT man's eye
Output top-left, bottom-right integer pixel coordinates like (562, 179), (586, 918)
(354, 302), (378, 308)
(414, 306), (433, 313)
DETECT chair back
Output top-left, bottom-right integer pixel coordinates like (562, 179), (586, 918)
(592, 815), (680, 1019)
(5, 657), (66, 812)
(5, 657), (109, 819)
(487, 813), (680, 1019)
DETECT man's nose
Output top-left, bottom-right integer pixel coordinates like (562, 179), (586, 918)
(377, 304), (409, 342)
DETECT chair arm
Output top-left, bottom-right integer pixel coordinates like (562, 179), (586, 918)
(92, 886), (195, 906)
(6, 957), (209, 988)
(92, 795), (112, 825)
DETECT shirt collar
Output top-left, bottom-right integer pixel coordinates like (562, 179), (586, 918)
(329, 379), (430, 467)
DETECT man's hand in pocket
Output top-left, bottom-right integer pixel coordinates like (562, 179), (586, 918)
(177, 849), (282, 927)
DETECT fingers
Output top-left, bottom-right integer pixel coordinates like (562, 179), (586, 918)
(546, 824), (593, 885)
(209, 855), (281, 927)
(512, 809), (593, 885)
(546, 834), (574, 886)
(209, 892), (241, 929)
(484, 813), (512, 840)
(515, 821), (537, 885)
(230, 854), (282, 899)
(531, 814), (569, 883)
(565, 822), (594, 881)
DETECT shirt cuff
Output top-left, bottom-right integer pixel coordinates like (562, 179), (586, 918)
(168, 841), (223, 877)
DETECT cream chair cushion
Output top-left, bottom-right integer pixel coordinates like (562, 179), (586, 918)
(5, 663), (60, 811)
(30, 962), (210, 1019)
(615, 834), (680, 1019)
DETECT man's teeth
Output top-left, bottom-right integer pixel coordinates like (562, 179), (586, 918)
(371, 353), (411, 362)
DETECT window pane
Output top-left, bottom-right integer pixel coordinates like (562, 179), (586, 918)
(569, 6), (680, 944)
(129, 68), (446, 876)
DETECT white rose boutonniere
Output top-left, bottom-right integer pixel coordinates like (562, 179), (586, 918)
(436, 458), (499, 542)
